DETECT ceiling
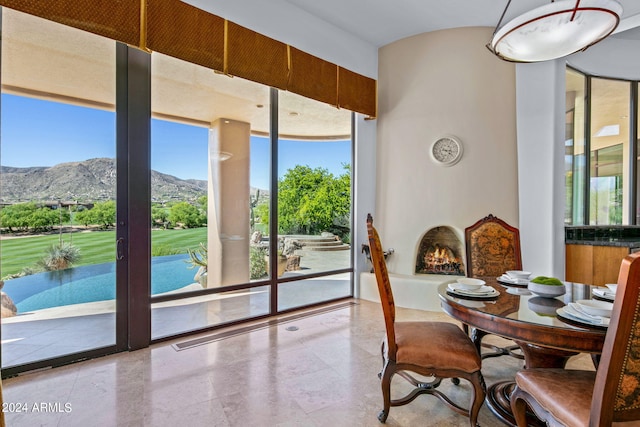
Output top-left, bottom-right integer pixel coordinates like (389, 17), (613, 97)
(283, 0), (640, 47)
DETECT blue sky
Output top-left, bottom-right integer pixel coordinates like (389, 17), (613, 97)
(1, 94), (350, 190)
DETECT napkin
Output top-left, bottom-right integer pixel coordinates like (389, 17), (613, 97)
(565, 303), (610, 326)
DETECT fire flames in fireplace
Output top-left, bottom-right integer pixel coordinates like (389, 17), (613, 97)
(423, 244), (463, 275)
(415, 226), (465, 276)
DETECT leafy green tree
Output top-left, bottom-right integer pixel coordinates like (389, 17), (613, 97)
(74, 201), (116, 229)
(28, 208), (60, 232)
(169, 202), (204, 228)
(92, 201), (116, 228)
(151, 204), (170, 227)
(197, 195), (208, 213)
(75, 207), (93, 227)
(277, 164), (351, 235)
(0, 202), (70, 232)
(1, 203), (37, 231)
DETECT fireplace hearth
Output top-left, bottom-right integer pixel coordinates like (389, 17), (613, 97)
(415, 226), (465, 275)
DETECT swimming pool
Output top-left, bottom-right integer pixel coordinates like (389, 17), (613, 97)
(3, 254), (198, 313)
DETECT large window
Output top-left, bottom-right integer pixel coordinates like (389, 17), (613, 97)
(1, 9), (355, 374)
(565, 68), (634, 225)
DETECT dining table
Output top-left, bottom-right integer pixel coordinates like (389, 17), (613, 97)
(438, 276), (609, 427)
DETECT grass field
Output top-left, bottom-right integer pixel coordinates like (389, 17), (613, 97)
(1, 227), (208, 278)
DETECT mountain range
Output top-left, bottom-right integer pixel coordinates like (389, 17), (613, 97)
(0, 158), (213, 203)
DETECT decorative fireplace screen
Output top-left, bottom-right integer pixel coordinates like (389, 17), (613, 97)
(415, 226), (465, 275)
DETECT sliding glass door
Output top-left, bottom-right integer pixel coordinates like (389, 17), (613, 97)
(1, 9), (119, 370)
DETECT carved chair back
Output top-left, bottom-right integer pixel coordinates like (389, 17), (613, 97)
(591, 252), (640, 424)
(366, 213), (397, 359)
(465, 214), (522, 277)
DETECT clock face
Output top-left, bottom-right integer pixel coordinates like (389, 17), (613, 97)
(431, 136), (463, 166)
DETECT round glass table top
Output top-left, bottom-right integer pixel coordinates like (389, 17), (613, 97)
(438, 277), (610, 332)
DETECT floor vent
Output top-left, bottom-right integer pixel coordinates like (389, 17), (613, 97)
(172, 300), (357, 351)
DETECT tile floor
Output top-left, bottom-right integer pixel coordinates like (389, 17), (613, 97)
(1, 299), (593, 427)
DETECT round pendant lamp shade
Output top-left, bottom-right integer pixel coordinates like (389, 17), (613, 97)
(489, 0), (623, 62)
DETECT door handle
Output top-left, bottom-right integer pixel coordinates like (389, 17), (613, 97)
(116, 237), (125, 260)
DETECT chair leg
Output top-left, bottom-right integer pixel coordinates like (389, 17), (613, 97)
(468, 371), (486, 427)
(510, 388), (530, 427)
(378, 360), (393, 423)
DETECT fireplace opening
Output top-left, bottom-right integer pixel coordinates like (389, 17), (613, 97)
(415, 226), (465, 275)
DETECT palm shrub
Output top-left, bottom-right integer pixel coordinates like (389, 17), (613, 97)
(37, 242), (81, 271)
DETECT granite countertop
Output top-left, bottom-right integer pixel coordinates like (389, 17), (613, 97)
(565, 226), (640, 248)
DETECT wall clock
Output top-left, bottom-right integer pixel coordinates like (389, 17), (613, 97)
(430, 136), (463, 166)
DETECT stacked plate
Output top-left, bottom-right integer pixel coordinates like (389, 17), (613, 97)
(592, 283), (617, 301)
(447, 278), (499, 299)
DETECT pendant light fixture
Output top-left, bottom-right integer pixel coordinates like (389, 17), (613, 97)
(487, 0), (623, 63)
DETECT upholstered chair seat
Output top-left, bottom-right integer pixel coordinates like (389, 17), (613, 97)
(393, 322), (481, 372)
(515, 369), (595, 426)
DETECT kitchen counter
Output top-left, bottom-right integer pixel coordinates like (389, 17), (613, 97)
(565, 226), (640, 286)
(565, 226), (640, 248)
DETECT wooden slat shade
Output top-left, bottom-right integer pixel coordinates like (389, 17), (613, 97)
(288, 47), (338, 108)
(146, 0), (224, 72)
(226, 21), (289, 91)
(338, 67), (377, 117)
(0, 0), (377, 117)
(0, 0), (141, 47)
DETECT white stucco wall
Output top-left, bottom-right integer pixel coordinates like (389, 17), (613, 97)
(515, 61), (566, 279)
(376, 27), (519, 276)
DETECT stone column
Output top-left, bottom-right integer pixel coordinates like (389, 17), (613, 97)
(208, 118), (251, 286)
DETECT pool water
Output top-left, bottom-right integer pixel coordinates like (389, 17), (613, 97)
(3, 254), (197, 313)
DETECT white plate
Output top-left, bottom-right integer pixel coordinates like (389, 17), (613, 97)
(557, 306), (609, 327)
(447, 283), (499, 297)
(592, 288), (615, 301)
(575, 299), (613, 317)
(605, 283), (618, 293)
(497, 275), (529, 285)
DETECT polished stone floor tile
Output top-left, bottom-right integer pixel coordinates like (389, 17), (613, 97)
(2, 299), (595, 426)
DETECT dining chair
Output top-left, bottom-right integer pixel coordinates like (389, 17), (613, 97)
(511, 252), (640, 427)
(464, 213), (523, 360)
(464, 213), (522, 277)
(366, 214), (486, 426)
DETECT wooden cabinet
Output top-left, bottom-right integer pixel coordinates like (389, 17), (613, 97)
(565, 244), (630, 286)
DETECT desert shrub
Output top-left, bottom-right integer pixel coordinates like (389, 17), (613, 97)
(37, 242), (80, 271)
(249, 246), (267, 279)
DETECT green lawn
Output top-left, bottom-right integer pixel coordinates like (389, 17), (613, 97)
(1, 228), (207, 278)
